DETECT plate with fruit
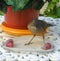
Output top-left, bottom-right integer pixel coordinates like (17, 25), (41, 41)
(2, 36), (54, 53)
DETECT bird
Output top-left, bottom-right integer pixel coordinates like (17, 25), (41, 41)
(25, 18), (55, 45)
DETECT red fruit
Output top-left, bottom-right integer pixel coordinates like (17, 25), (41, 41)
(6, 39), (14, 47)
(42, 43), (51, 50)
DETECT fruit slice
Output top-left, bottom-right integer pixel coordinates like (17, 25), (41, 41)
(6, 39), (14, 47)
(42, 42), (52, 50)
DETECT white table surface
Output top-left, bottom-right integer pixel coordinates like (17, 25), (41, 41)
(0, 16), (60, 61)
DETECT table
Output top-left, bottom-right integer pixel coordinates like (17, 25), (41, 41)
(0, 16), (60, 61)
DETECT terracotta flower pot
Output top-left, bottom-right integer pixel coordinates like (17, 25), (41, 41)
(4, 6), (39, 29)
(2, 6), (39, 36)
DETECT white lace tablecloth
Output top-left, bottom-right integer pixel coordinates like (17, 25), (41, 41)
(0, 15), (60, 61)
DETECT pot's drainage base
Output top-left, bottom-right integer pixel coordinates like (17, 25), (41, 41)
(2, 22), (33, 36)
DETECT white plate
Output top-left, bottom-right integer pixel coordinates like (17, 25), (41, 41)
(3, 46), (54, 53)
(2, 35), (54, 53)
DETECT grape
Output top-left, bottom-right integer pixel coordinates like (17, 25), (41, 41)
(42, 42), (52, 50)
(6, 39), (14, 47)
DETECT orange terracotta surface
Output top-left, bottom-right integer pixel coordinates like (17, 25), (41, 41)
(2, 22), (32, 36)
(4, 6), (39, 29)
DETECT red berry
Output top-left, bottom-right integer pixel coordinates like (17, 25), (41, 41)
(6, 39), (14, 47)
(42, 43), (51, 50)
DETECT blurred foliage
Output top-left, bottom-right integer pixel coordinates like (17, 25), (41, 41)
(0, 11), (4, 15)
(44, 0), (60, 18)
(0, 0), (50, 14)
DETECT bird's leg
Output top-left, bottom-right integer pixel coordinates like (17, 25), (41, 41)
(42, 33), (45, 44)
(25, 35), (35, 45)
(42, 31), (45, 45)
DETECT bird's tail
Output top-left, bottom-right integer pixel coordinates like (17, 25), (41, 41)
(48, 23), (56, 27)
